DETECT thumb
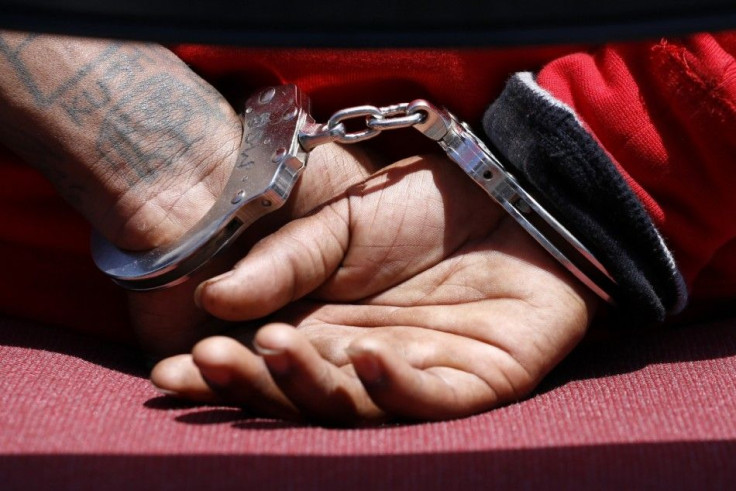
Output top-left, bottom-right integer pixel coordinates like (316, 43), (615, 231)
(195, 199), (350, 321)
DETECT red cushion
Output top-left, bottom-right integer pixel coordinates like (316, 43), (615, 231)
(2, 314), (736, 489)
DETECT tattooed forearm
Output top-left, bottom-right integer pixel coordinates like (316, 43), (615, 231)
(57, 45), (146, 127)
(97, 74), (218, 183)
(0, 31), (239, 187)
(0, 31), (242, 248)
(0, 33), (123, 115)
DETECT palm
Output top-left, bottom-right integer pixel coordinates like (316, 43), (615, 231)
(152, 155), (597, 424)
(129, 143), (376, 356)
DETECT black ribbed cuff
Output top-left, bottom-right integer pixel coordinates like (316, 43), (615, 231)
(482, 72), (687, 323)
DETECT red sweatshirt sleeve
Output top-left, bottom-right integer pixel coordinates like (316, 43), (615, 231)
(536, 32), (736, 306)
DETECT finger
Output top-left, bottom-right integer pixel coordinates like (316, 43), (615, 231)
(346, 333), (528, 421)
(233, 142), (382, 251)
(254, 323), (385, 425)
(196, 158), (431, 321)
(193, 144), (381, 321)
(190, 335), (301, 421)
(195, 200), (350, 321)
(150, 354), (220, 403)
(2, 36), (243, 251)
(314, 154), (504, 301)
(129, 250), (240, 357)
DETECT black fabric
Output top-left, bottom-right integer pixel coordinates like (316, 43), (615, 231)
(1, 0), (736, 46)
(482, 74), (687, 324)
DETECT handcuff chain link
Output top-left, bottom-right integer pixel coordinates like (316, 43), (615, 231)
(301, 103), (427, 149)
(93, 84), (618, 304)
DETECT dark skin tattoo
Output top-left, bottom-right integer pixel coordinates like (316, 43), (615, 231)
(96, 73), (223, 184)
(0, 34), (233, 181)
(0, 34), (124, 114)
(0, 32), (241, 238)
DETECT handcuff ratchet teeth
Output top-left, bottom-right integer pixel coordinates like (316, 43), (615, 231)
(92, 85), (618, 304)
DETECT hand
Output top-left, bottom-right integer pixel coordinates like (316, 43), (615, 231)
(127, 142), (378, 355)
(0, 31), (240, 250)
(151, 155), (598, 424)
(0, 32), (379, 354)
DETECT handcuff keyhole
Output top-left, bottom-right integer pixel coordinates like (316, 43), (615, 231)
(482, 170), (493, 180)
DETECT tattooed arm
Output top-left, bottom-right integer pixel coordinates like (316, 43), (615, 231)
(0, 31), (376, 355)
(0, 31), (242, 250)
(0, 32), (597, 425)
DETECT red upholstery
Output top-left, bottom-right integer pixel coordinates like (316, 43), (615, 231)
(2, 38), (736, 489)
(3, 314), (736, 489)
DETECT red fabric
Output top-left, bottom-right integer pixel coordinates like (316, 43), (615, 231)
(0, 44), (580, 336)
(0, 154), (130, 342)
(2, 36), (736, 334)
(536, 32), (736, 306)
(3, 315), (736, 489)
(171, 45), (580, 124)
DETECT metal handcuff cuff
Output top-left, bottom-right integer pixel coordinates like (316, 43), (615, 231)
(92, 85), (618, 304)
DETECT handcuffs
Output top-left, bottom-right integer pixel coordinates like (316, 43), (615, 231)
(92, 85), (618, 304)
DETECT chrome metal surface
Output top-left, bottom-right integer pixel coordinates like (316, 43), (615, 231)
(92, 85), (619, 303)
(92, 85), (311, 290)
(412, 101), (618, 304)
(299, 102), (428, 148)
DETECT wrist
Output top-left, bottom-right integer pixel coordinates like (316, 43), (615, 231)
(101, 122), (241, 251)
(0, 31), (242, 250)
(483, 72), (687, 323)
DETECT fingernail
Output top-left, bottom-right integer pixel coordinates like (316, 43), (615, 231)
(198, 365), (231, 388)
(153, 385), (180, 397)
(193, 283), (205, 309)
(266, 352), (291, 376)
(209, 270), (235, 284)
(351, 352), (384, 385)
(194, 271), (234, 308)
(256, 344), (290, 375)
